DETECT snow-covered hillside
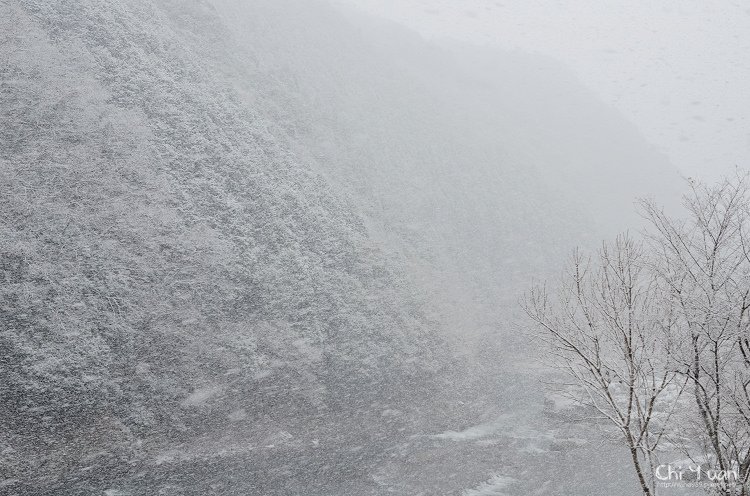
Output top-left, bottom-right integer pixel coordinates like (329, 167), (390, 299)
(1, 1), (680, 494)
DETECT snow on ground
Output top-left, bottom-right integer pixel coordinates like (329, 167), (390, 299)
(462, 474), (517, 496)
(180, 385), (222, 407)
(429, 414), (552, 443)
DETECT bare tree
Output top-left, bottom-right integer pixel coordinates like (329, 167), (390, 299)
(525, 175), (750, 495)
(523, 235), (683, 496)
(642, 175), (750, 495)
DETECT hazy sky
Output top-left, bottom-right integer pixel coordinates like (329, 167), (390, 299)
(336, 0), (750, 181)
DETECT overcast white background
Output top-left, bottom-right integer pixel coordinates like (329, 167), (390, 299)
(337, 0), (750, 181)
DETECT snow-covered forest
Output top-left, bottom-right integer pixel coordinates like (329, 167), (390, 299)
(1, 1), (745, 495)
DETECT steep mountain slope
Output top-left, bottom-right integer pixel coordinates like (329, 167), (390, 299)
(1, 1), (442, 494)
(1, 1), (681, 495)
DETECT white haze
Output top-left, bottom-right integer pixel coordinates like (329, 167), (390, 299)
(336, 0), (750, 181)
(1, 1), (740, 495)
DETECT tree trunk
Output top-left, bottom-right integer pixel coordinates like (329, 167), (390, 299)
(628, 444), (652, 496)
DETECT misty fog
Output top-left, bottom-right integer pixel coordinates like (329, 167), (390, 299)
(1, 1), (747, 495)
